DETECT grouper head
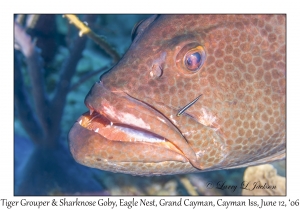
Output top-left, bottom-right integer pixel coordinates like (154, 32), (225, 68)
(68, 15), (286, 175)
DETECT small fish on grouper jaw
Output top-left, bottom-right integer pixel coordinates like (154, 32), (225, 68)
(68, 15), (286, 175)
(177, 94), (202, 117)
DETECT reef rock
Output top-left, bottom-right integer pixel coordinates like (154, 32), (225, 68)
(242, 164), (285, 195)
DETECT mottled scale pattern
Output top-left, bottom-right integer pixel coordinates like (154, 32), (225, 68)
(69, 15), (286, 175)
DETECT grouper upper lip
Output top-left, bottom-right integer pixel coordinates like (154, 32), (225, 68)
(69, 81), (201, 167)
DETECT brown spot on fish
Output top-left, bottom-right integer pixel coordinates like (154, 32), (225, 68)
(241, 53), (252, 63)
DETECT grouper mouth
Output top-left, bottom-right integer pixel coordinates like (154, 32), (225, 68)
(68, 82), (199, 167)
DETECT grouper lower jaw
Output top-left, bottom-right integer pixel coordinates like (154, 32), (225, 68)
(69, 124), (198, 176)
(68, 122), (189, 164)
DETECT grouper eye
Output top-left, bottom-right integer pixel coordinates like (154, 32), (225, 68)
(185, 46), (206, 71)
(176, 43), (206, 74)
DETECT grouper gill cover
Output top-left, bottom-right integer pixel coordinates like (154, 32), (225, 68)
(68, 15), (286, 175)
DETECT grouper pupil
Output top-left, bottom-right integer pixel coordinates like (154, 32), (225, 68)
(186, 52), (201, 70)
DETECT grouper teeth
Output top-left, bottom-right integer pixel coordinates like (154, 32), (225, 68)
(90, 109), (94, 115)
(95, 128), (99, 133)
(79, 119), (82, 125)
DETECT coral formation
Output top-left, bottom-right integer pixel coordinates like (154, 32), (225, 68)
(242, 164), (286, 195)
